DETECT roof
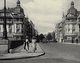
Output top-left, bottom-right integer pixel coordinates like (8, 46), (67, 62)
(0, 1), (24, 18)
(67, 1), (78, 16)
(0, 8), (10, 13)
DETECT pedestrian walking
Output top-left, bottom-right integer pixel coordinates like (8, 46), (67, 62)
(31, 36), (37, 52)
(24, 36), (29, 51)
(26, 37), (29, 51)
(24, 40), (26, 50)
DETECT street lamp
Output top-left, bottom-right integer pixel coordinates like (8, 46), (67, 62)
(2, 0), (9, 53)
(3, 0), (7, 39)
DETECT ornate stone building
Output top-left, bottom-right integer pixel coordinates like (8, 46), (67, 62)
(55, 1), (80, 43)
(0, 0), (37, 40)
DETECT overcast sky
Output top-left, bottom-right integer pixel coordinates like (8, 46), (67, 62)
(0, 0), (80, 34)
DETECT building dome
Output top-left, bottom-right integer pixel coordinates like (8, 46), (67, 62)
(13, 0), (24, 16)
(67, 1), (78, 16)
(17, 0), (20, 5)
(71, 1), (74, 5)
(67, 8), (78, 15)
(16, 0), (24, 13)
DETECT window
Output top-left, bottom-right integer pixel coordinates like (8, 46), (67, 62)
(72, 25), (75, 32)
(16, 24), (20, 28)
(79, 24), (80, 28)
(16, 19), (19, 21)
(16, 36), (21, 40)
(67, 36), (71, 40)
(16, 28), (20, 33)
(64, 36), (67, 39)
(9, 25), (12, 33)
(9, 25), (12, 28)
(9, 29), (12, 33)
(68, 29), (70, 31)
(1, 13), (4, 16)
(1, 19), (3, 21)
(79, 24), (80, 32)
(0, 25), (3, 32)
(0, 26), (1, 32)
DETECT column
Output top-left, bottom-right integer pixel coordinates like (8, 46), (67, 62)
(7, 25), (9, 32)
(12, 25), (14, 33)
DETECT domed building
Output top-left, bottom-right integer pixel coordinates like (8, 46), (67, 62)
(0, 0), (29, 40)
(55, 1), (80, 43)
(0, 0), (38, 53)
(67, 1), (78, 16)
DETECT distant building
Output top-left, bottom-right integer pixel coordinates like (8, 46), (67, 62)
(0, 0), (25, 40)
(49, 31), (55, 41)
(55, 1), (80, 43)
(55, 22), (63, 42)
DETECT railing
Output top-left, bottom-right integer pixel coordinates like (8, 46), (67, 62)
(0, 21), (13, 24)
(13, 33), (23, 36)
(0, 32), (13, 37)
(65, 21), (76, 24)
(15, 21), (23, 24)
(64, 33), (77, 36)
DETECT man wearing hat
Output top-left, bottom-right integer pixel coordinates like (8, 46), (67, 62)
(24, 36), (29, 51)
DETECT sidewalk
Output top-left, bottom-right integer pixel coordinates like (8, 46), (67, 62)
(0, 43), (45, 60)
(60, 42), (80, 45)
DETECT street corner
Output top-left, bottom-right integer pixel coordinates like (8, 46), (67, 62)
(28, 43), (45, 53)
(0, 52), (45, 60)
(0, 43), (45, 60)
(37, 43), (45, 54)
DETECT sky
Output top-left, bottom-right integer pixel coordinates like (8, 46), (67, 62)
(0, 0), (80, 34)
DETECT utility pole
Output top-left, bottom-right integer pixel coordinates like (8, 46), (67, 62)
(3, 0), (7, 39)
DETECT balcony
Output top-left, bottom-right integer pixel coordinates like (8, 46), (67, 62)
(66, 15), (77, 19)
(7, 21), (13, 24)
(65, 21), (76, 24)
(13, 33), (23, 36)
(0, 32), (13, 37)
(0, 21), (13, 24)
(64, 33), (77, 36)
(14, 20), (23, 24)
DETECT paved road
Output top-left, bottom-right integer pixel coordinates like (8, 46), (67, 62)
(38, 43), (80, 60)
(0, 43), (80, 63)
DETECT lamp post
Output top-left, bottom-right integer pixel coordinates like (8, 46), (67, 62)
(3, 0), (9, 53)
(3, 0), (7, 39)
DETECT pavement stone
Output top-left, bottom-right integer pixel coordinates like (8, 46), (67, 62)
(0, 43), (45, 60)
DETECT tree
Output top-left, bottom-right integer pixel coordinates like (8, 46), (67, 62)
(46, 33), (52, 41)
(39, 34), (45, 42)
(36, 35), (40, 42)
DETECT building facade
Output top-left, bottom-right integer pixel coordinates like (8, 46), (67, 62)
(55, 1), (80, 43)
(0, 0), (37, 40)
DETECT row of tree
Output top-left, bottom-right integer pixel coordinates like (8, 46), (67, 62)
(36, 32), (56, 43)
